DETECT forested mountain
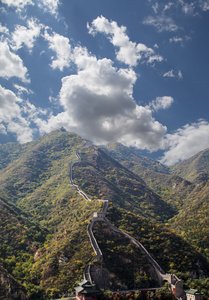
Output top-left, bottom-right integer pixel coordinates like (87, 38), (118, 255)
(170, 148), (209, 183)
(1, 130), (209, 298)
(0, 130), (102, 298)
(72, 145), (175, 221)
(101, 142), (169, 175)
(103, 142), (209, 260)
(92, 204), (209, 291)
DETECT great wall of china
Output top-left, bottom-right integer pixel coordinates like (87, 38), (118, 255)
(70, 141), (186, 300)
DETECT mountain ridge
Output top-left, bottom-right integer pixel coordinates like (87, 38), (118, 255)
(170, 148), (209, 183)
(73, 145), (175, 221)
(1, 130), (209, 298)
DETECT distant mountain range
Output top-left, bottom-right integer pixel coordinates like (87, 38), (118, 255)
(1, 130), (209, 299)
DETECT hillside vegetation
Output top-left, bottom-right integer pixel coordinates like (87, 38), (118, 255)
(73, 146), (175, 222)
(103, 142), (209, 261)
(0, 130), (85, 225)
(170, 148), (209, 183)
(1, 130), (209, 298)
(102, 143), (169, 175)
(0, 130), (101, 298)
(0, 263), (27, 300)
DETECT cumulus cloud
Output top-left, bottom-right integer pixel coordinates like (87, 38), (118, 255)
(88, 15), (163, 67)
(7, 121), (34, 143)
(0, 85), (47, 143)
(11, 18), (43, 52)
(160, 120), (209, 165)
(0, 85), (22, 121)
(0, 85), (32, 142)
(0, 41), (29, 82)
(44, 28), (72, 71)
(148, 96), (174, 112)
(37, 48), (167, 151)
(143, 15), (179, 32)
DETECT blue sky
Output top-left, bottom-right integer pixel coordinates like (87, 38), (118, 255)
(1, 0), (209, 165)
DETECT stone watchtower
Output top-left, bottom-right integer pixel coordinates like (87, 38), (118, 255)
(74, 279), (100, 300)
(185, 289), (204, 300)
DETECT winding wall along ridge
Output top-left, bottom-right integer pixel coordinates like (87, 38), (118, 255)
(69, 141), (185, 299)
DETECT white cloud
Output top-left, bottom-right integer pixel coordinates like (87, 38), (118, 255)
(0, 124), (7, 135)
(44, 29), (72, 71)
(13, 84), (34, 96)
(88, 15), (163, 67)
(2, 0), (60, 15)
(148, 55), (164, 64)
(163, 69), (183, 79)
(148, 96), (174, 112)
(7, 121), (33, 143)
(169, 36), (183, 45)
(1, 0), (33, 8)
(178, 0), (196, 15)
(152, 3), (159, 13)
(200, 0), (209, 11)
(178, 70), (183, 79)
(0, 23), (9, 35)
(38, 49), (167, 151)
(0, 41), (29, 82)
(143, 15), (179, 32)
(163, 2), (174, 12)
(22, 100), (47, 119)
(0, 85), (47, 143)
(178, 0), (209, 14)
(37, 0), (60, 15)
(0, 85), (22, 122)
(11, 18), (42, 52)
(163, 70), (175, 78)
(1, 0), (34, 13)
(0, 85), (33, 142)
(35, 111), (69, 135)
(160, 120), (209, 165)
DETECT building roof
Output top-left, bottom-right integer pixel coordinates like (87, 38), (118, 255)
(185, 289), (204, 295)
(77, 279), (96, 288)
(74, 280), (100, 295)
(75, 286), (100, 294)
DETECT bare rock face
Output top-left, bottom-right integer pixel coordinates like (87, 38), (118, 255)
(0, 265), (27, 300)
(34, 247), (46, 261)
